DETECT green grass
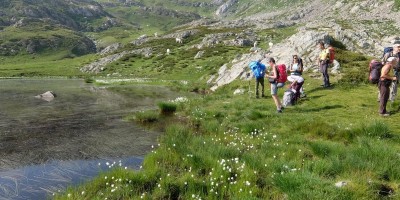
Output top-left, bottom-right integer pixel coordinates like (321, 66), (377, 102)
(55, 56), (400, 199)
(0, 53), (97, 77)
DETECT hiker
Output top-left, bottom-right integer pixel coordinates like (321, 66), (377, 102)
(267, 58), (284, 113)
(379, 57), (398, 117)
(318, 41), (331, 88)
(248, 57), (266, 98)
(382, 43), (400, 102)
(287, 74), (304, 102)
(289, 54), (306, 97)
(289, 54), (303, 75)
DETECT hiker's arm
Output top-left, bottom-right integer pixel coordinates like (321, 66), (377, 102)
(381, 66), (397, 81)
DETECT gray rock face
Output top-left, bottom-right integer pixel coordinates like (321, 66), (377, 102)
(215, 0), (238, 16)
(81, 48), (152, 73)
(209, 51), (268, 91)
(100, 43), (122, 56)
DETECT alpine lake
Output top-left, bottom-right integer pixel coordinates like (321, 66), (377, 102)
(0, 78), (183, 199)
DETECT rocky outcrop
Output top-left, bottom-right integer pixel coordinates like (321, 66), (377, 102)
(81, 47), (153, 73)
(209, 51), (267, 91)
(0, 32), (96, 56)
(215, 0), (238, 17)
(2, 0), (112, 31)
(100, 43), (122, 56)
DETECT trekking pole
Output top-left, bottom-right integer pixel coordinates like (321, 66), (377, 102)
(247, 72), (251, 99)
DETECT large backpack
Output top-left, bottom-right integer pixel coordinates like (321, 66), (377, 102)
(282, 89), (296, 107)
(249, 61), (265, 78)
(382, 47), (393, 60)
(328, 47), (335, 64)
(369, 59), (383, 84)
(276, 64), (287, 83)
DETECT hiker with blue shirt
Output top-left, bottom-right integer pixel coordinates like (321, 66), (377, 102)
(249, 57), (267, 98)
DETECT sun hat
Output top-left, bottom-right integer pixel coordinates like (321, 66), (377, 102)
(387, 57), (397, 62)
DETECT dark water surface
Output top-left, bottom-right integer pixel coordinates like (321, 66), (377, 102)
(0, 78), (181, 199)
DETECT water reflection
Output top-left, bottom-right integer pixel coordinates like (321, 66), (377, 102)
(0, 157), (142, 200)
(0, 78), (181, 199)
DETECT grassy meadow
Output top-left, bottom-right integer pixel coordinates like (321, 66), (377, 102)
(53, 42), (400, 199)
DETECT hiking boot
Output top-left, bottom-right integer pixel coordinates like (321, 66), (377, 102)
(277, 109), (283, 113)
(380, 113), (390, 117)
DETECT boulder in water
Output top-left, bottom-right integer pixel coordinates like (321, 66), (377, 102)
(35, 91), (56, 102)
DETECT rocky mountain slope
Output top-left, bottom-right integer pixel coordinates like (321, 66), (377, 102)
(0, 0), (115, 56)
(2, 0), (400, 89)
(79, 0), (400, 90)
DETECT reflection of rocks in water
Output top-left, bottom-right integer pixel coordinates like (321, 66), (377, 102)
(34, 91), (56, 102)
(0, 108), (160, 171)
(87, 86), (128, 108)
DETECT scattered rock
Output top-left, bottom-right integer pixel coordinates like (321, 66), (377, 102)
(334, 181), (348, 188)
(233, 89), (245, 95)
(194, 51), (205, 59)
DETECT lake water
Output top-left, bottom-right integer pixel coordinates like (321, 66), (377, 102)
(0, 78), (181, 199)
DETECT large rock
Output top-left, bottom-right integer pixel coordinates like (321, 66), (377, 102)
(35, 91), (56, 102)
(209, 51), (267, 91)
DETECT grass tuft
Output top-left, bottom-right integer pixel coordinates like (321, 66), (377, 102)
(158, 102), (178, 115)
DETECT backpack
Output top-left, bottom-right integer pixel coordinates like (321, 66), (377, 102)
(282, 89), (295, 107)
(328, 47), (335, 64)
(249, 61), (265, 78)
(383, 47), (393, 60)
(369, 59), (383, 84)
(276, 64), (287, 83)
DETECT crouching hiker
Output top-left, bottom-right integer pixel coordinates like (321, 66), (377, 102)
(379, 57), (398, 117)
(288, 75), (304, 102)
(249, 58), (267, 98)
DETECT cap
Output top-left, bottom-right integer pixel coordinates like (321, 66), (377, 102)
(387, 57), (397, 62)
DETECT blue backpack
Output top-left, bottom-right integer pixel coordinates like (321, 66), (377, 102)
(383, 47), (393, 59)
(249, 61), (265, 78)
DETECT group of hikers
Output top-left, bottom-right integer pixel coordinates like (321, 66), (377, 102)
(249, 40), (400, 117)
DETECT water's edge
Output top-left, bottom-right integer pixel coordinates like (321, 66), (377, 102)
(0, 157), (143, 200)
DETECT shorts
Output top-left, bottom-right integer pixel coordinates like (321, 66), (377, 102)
(271, 82), (285, 95)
